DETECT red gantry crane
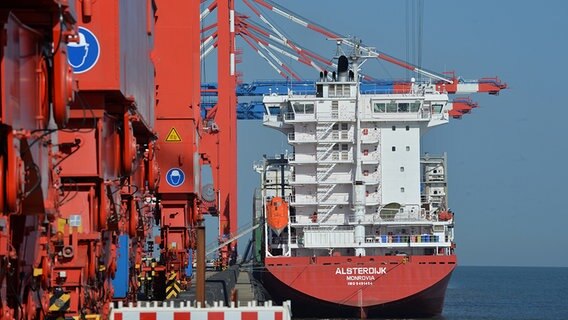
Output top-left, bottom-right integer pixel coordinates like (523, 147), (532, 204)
(0, 0), (506, 319)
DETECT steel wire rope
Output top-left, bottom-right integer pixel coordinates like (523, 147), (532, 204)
(258, 13), (302, 81)
(405, 0), (410, 79)
(244, 0), (303, 79)
(411, 0), (416, 68)
(418, 0), (424, 80)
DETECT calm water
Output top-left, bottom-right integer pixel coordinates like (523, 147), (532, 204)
(442, 266), (568, 320)
(301, 266), (568, 320)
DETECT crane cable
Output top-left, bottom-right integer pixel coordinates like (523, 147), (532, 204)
(418, 0), (424, 80)
(405, 0), (424, 80)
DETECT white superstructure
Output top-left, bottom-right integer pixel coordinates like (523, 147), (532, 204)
(258, 51), (455, 259)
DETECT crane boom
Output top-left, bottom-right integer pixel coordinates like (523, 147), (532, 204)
(251, 0), (452, 83)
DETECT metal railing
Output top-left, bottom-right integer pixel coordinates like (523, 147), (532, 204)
(364, 234), (448, 244)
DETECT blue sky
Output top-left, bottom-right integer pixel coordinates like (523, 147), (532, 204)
(203, 0), (568, 267)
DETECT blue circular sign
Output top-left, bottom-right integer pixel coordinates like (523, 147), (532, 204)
(67, 26), (100, 74)
(166, 168), (185, 187)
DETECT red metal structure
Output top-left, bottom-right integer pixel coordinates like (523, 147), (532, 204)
(0, 0), (504, 318)
(1, 0), (158, 317)
(201, 0), (239, 268)
(0, 0), (239, 318)
(152, 0), (203, 291)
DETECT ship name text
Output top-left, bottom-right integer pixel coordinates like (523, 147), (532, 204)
(335, 267), (387, 275)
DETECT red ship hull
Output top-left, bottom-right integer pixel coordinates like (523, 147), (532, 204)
(254, 255), (456, 318)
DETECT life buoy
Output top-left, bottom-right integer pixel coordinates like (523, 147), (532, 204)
(362, 128), (368, 135)
(363, 149), (368, 156)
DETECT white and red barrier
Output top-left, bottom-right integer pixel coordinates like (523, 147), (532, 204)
(110, 300), (291, 320)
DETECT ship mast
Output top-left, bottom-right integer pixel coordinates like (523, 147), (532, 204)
(345, 39), (372, 257)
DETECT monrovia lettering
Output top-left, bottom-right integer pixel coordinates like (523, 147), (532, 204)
(335, 267), (387, 275)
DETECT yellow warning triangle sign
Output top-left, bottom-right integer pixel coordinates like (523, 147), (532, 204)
(165, 127), (182, 142)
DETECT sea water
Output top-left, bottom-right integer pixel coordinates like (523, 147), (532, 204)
(301, 266), (568, 320)
(442, 266), (568, 320)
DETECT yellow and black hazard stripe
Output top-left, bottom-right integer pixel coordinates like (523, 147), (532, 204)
(165, 271), (181, 299)
(49, 291), (71, 312)
(72, 315), (101, 320)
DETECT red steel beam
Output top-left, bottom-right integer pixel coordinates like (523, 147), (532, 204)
(201, 0), (238, 267)
(154, 0), (202, 284)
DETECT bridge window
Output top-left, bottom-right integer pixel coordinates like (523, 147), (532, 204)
(410, 102), (421, 112)
(373, 103), (386, 113)
(374, 101), (421, 113)
(398, 103), (409, 112)
(432, 103), (444, 113)
(386, 102), (397, 113)
(292, 102), (315, 114)
(329, 84), (351, 97)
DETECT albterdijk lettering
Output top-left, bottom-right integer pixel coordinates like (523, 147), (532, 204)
(335, 267), (387, 275)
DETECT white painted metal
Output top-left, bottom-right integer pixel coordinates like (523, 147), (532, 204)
(258, 45), (455, 259)
(110, 300), (292, 320)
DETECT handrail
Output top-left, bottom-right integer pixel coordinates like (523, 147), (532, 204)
(363, 234), (448, 244)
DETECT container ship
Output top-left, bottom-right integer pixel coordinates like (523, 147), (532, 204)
(252, 49), (458, 319)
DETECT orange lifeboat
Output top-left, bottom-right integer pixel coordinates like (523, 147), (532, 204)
(266, 197), (288, 235)
(438, 210), (454, 221)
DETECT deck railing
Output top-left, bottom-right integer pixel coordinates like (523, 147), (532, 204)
(364, 234), (449, 244)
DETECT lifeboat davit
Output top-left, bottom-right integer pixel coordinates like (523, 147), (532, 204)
(266, 197), (288, 235)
